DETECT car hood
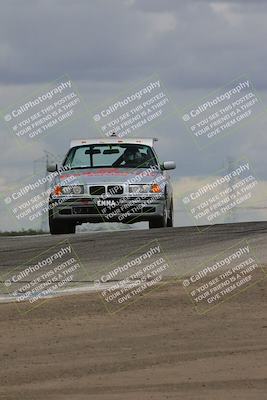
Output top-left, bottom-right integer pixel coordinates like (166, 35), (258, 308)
(56, 167), (163, 186)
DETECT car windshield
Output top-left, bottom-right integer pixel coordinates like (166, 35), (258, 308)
(64, 144), (158, 169)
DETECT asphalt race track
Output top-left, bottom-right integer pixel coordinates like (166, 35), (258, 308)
(1, 221), (267, 279)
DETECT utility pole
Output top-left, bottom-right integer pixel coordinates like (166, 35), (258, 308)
(226, 156), (237, 224)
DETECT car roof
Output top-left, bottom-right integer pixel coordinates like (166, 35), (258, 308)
(70, 137), (158, 149)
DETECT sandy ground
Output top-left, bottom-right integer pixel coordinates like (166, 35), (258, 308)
(1, 278), (267, 400)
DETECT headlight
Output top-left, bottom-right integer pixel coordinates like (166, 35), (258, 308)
(129, 184), (150, 194)
(61, 186), (72, 194)
(54, 185), (84, 196)
(72, 185), (84, 194)
(129, 184), (163, 194)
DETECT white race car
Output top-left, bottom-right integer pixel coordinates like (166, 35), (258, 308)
(47, 137), (176, 234)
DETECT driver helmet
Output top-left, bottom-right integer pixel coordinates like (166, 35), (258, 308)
(123, 147), (142, 163)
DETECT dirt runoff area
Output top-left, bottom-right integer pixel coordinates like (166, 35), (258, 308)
(0, 280), (267, 400)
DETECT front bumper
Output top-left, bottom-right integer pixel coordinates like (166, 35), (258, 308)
(49, 195), (165, 223)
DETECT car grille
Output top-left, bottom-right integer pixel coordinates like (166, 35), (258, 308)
(107, 185), (123, 195)
(89, 186), (105, 196)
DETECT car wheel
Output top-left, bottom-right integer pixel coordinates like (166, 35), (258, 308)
(149, 203), (168, 229)
(167, 200), (173, 227)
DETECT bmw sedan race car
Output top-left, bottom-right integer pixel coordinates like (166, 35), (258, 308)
(47, 137), (176, 234)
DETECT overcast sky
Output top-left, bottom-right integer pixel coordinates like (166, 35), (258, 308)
(1, 0), (267, 230)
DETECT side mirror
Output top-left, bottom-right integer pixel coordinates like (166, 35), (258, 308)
(47, 164), (57, 173)
(161, 161), (176, 170)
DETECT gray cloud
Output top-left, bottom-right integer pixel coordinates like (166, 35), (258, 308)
(0, 0), (267, 89)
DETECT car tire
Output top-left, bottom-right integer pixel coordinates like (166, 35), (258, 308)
(49, 217), (76, 235)
(149, 203), (168, 229)
(167, 200), (173, 227)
